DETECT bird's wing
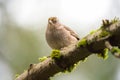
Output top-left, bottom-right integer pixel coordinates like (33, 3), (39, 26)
(64, 26), (80, 40)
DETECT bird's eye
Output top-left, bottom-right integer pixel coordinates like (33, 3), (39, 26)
(52, 17), (58, 23)
(52, 19), (57, 23)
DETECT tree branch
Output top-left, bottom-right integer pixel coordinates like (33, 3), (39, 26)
(16, 19), (120, 80)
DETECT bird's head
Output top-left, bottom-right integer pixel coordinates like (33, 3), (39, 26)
(48, 17), (59, 25)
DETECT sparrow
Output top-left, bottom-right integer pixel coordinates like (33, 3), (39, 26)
(46, 17), (80, 50)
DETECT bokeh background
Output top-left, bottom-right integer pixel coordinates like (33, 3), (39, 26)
(0, 0), (120, 80)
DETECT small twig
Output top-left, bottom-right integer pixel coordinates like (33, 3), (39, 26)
(105, 41), (113, 50)
(105, 41), (120, 58)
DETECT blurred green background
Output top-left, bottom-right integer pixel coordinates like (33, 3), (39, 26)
(0, 0), (120, 80)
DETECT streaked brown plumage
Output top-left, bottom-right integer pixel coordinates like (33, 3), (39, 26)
(46, 17), (80, 49)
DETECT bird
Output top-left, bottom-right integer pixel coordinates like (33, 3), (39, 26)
(46, 17), (80, 50)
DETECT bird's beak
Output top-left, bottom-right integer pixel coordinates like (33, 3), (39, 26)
(49, 20), (53, 24)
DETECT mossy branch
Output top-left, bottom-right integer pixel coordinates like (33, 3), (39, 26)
(16, 18), (120, 80)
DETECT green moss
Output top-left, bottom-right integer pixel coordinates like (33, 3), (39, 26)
(90, 30), (97, 35)
(65, 64), (76, 72)
(51, 49), (61, 59)
(77, 38), (87, 47)
(51, 49), (76, 72)
(81, 57), (88, 62)
(39, 56), (48, 62)
(99, 30), (110, 38)
(111, 47), (120, 54)
(103, 48), (109, 59)
(51, 49), (75, 72)
(51, 50), (81, 73)
(63, 62), (79, 73)
(15, 74), (19, 78)
(97, 48), (109, 60)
